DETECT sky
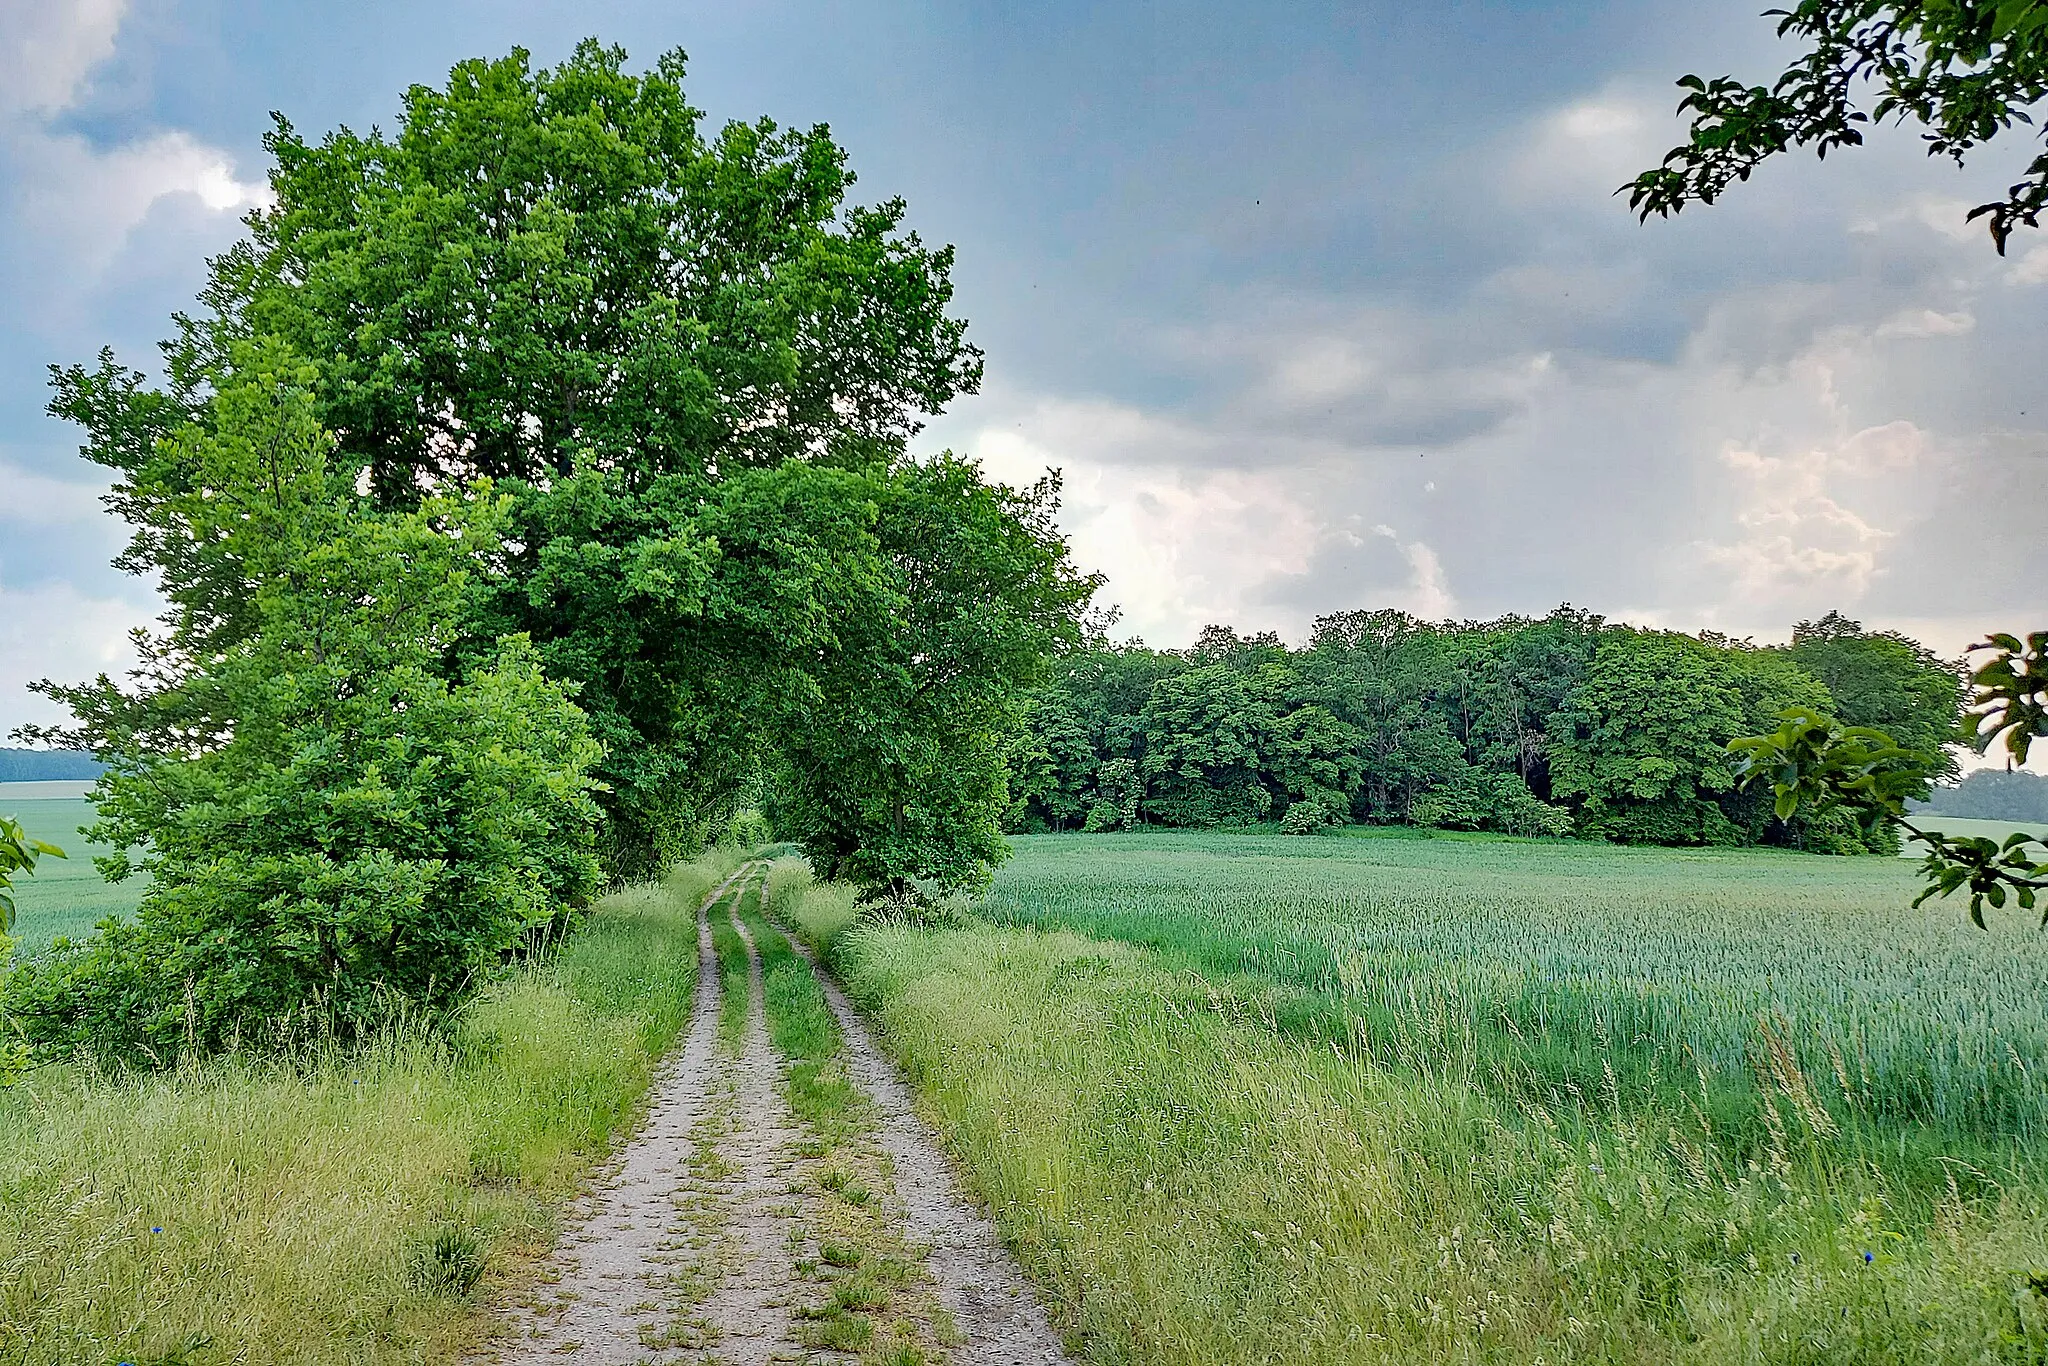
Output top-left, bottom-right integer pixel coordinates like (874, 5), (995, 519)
(1, 0), (2043, 764)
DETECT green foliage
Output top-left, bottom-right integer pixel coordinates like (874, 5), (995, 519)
(770, 460), (1099, 896)
(9, 355), (602, 1064)
(1013, 606), (1941, 850)
(1277, 800), (1330, 834)
(1626, 0), (2048, 250)
(48, 40), (1091, 892)
(1551, 629), (1836, 846)
(1783, 612), (1964, 791)
(0, 816), (61, 1084)
(1968, 630), (2048, 765)
(1731, 631), (2047, 926)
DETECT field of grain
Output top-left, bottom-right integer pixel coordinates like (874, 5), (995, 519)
(1901, 812), (2048, 857)
(0, 791), (146, 953)
(787, 830), (2048, 1364)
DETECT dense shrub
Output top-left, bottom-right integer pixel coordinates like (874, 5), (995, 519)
(8, 353), (602, 1064)
(1279, 800), (1330, 835)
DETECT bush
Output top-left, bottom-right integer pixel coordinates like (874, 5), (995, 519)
(1411, 768), (1572, 838)
(7, 355), (602, 1065)
(1082, 800), (1124, 833)
(1279, 801), (1330, 835)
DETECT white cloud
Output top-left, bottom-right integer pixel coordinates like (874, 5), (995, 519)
(2009, 244), (2048, 285)
(0, 579), (151, 733)
(1367, 524), (1457, 620)
(0, 460), (112, 525)
(1873, 308), (1974, 340)
(1505, 87), (1668, 207)
(0, 0), (127, 117)
(0, 0), (269, 314)
(8, 127), (270, 285)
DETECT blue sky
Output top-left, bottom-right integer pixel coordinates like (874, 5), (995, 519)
(3, 1), (2044, 756)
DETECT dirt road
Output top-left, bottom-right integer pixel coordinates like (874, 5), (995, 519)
(490, 864), (1066, 1365)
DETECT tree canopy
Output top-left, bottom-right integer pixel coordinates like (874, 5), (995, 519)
(44, 40), (1094, 889)
(1009, 608), (1959, 852)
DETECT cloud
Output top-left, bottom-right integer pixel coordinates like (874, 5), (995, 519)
(7, 127), (269, 290)
(0, 0), (269, 325)
(0, 0), (127, 118)
(934, 70), (2041, 660)
(0, 579), (152, 734)
(0, 459), (113, 526)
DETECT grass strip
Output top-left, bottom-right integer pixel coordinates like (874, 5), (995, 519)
(742, 877), (948, 1365)
(0, 848), (745, 1365)
(709, 873), (752, 1051)
(735, 893), (866, 1141)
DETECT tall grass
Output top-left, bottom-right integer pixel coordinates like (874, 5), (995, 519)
(775, 835), (2048, 1363)
(830, 919), (2048, 1364)
(0, 848), (741, 1366)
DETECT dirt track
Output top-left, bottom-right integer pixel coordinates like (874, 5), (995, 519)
(490, 865), (1067, 1365)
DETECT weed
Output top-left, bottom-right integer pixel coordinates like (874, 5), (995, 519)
(407, 1222), (485, 1299)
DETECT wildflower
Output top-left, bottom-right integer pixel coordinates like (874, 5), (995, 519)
(150, 1227), (162, 1234)
(1863, 1250), (1874, 1263)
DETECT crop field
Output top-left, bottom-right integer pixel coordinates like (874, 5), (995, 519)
(1901, 813), (2048, 857)
(986, 829), (2048, 1137)
(0, 794), (146, 954)
(790, 830), (2048, 1363)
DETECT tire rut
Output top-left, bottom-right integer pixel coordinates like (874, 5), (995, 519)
(763, 898), (1068, 1366)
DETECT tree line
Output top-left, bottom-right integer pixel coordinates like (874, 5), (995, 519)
(1009, 608), (1962, 851)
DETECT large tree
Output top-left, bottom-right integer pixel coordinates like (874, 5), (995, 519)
(49, 41), (1091, 888)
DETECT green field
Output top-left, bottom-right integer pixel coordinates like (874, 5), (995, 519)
(1901, 812), (2048, 857)
(0, 793), (146, 954)
(783, 830), (2048, 1363)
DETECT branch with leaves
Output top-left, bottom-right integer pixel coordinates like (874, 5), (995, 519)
(1730, 632), (2048, 925)
(1625, 0), (2048, 252)
(0, 815), (64, 938)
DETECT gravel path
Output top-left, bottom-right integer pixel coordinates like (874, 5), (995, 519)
(484, 864), (1070, 1365)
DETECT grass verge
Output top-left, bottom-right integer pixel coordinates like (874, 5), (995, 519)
(768, 860), (2048, 1364)
(0, 848), (742, 1366)
(710, 871), (752, 1051)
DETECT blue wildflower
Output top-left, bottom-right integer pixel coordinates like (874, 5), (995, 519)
(1863, 1250), (1874, 1263)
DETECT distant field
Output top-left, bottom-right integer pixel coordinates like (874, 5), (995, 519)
(0, 791), (145, 953)
(1900, 812), (2048, 856)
